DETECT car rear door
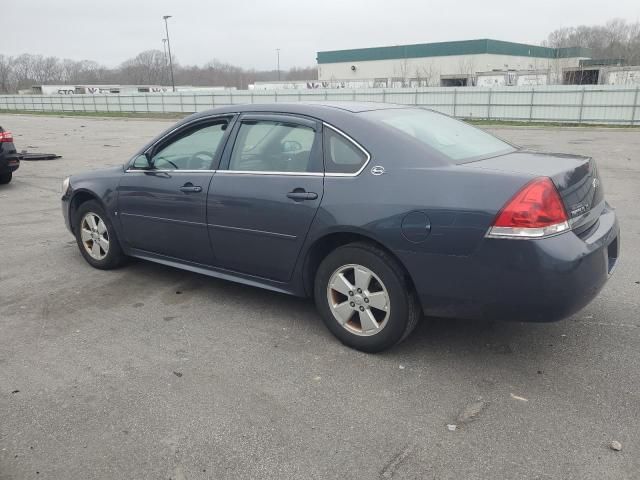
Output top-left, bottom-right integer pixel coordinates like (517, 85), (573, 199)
(118, 115), (234, 265)
(206, 113), (324, 282)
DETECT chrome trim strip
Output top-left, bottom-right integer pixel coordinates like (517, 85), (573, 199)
(485, 221), (571, 240)
(216, 170), (323, 177)
(322, 122), (372, 177)
(208, 223), (297, 240)
(125, 169), (217, 173)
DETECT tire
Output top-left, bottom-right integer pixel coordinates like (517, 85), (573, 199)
(0, 172), (12, 184)
(74, 200), (126, 270)
(314, 242), (420, 353)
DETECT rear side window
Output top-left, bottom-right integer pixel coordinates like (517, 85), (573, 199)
(324, 128), (369, 174)
(363, 108), (515, 163)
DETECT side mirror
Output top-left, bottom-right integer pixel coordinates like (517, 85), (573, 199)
(132, 153), (152, 170)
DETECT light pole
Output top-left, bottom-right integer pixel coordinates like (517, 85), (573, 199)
(276, 48), (280, 81)
(163, 15), (176, 92)
(161, 38), (168, 85)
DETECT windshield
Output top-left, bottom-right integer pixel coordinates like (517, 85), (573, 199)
(363, 108), (515, 163)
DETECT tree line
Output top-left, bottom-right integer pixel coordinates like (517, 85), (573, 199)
(1, 18), (639, 94)
(0, 50), (317, 94)
(543, 19), (640, 64)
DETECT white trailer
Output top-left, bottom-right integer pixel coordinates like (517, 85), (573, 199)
(475, 70), (548, 87)
(601, 67), (640, 86)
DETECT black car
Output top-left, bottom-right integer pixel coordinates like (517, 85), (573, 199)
(61, 102), (620, 352)
(0, 126), (19, 184)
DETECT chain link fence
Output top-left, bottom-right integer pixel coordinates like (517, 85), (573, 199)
(1, 85), (639, 125)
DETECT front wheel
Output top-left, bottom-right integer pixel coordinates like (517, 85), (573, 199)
(74, 200), (126, 269)
(314, 242), (421, 352)
(0, 172), (12, 184)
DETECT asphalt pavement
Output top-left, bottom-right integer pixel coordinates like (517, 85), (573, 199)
(0, 114), (638, 479)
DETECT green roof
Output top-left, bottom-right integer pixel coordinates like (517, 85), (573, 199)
(317, 39), (591, 64)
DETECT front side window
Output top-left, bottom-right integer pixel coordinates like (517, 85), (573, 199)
(363, 108), (515, 163)
(324, 128), (369, 174)
(150, 121), (228, 170)
(229, 120), (316, 173)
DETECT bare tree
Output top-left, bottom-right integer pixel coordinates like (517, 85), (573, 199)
(0, 55), (13, 93)
(415, 63), (437, 87)
(119, 50), (167, 85)
(62, 60), (104, 84)
(11, 54), (39, 90)
(394, 58), (411, 87)
(544, 18), (640, 63)
(456, 57), (476, 86)
(286, 66), (318, 81)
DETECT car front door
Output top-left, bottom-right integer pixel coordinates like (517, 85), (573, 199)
(118, 116), (233, 265)
(207, 114), (324, 282)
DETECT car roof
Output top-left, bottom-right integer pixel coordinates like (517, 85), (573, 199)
(187, 101), (412, 123)
(296, 101), (404, 113)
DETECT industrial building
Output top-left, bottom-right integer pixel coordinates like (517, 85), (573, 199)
(316, 39), (591, 87)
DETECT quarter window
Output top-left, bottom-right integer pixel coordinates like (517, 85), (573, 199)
(149, 121), (228, 170)
(229, 120), (316, 173)
(324, 128), (368, 174)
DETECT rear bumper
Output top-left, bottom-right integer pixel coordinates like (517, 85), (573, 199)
(400, 204), (619, 322)
(0, 155), (20, 174)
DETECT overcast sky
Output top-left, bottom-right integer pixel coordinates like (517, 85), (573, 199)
(4, 0), (640, 70)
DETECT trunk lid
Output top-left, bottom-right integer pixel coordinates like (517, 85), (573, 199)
(465, 150), (604, 235)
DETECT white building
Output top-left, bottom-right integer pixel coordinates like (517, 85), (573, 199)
(317, 39), (590, 87)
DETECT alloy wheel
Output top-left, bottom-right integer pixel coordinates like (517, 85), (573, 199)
(80, 212), (110, 260)
(326, 264), (390, 336)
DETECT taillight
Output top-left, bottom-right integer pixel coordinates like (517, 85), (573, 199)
(0, 131), (13, 143)
(487, 177), (570, 239)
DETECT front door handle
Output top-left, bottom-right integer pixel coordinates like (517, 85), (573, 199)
(287, 190), (318, 201)
(180, 183), (202, 193)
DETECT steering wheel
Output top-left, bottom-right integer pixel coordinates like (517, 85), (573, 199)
(190, 151), (215, 169)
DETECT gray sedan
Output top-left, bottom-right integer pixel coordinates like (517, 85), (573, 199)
(61, 102), (619, 352)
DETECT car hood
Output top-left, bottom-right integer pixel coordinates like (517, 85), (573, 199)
(71, 165), (124, 183)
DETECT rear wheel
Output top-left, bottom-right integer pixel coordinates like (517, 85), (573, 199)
(74, 200), (125, 269)
(314, 242), (420, 352)
(0, 172), (12, 184)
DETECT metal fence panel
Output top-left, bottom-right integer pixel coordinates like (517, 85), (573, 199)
(1, 85), (639, 125)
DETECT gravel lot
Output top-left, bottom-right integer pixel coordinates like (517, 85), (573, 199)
(1, 114), (639, 480)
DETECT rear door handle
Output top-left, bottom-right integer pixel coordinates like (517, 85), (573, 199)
(287, 191), (318, 201)
(180, 183), (202, 193)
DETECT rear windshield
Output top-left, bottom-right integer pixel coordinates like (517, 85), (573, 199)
(363, 108), (515, 163)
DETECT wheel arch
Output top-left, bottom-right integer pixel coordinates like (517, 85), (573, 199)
(301, 230), (416, 298)
(68, 189), (104, 233)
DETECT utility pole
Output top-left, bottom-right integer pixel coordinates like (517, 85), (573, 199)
(276, 48), (281, 81)
(163, 15), (176, 92)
